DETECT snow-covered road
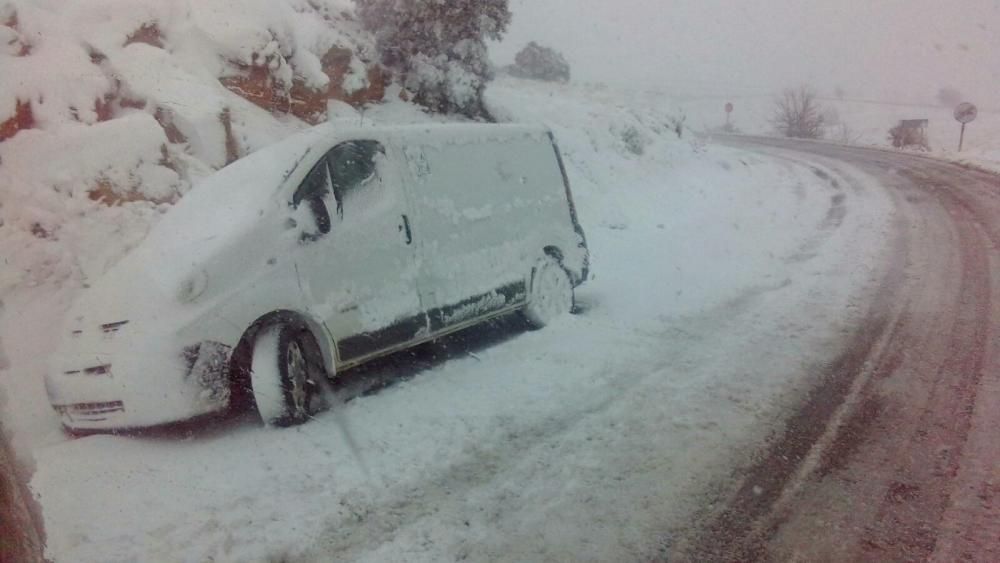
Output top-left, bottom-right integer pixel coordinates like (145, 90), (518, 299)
(9, 142), (899, 562)
(678, 137), (1000, 562)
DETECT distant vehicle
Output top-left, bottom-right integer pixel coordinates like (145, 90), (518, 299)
(45, 124), (590, 431)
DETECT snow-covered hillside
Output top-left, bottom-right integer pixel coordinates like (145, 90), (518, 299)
(681, 95), (1000, 171)
(0, 0), (383, 294)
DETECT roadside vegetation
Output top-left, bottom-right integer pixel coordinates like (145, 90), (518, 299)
(772, 86), (825, 139)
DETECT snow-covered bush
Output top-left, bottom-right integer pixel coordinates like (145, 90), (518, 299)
(355, 0), (511, 119)
(620, 125), (647, 156)
(508, 42), (570, 83)
(771, 86), (824, 139)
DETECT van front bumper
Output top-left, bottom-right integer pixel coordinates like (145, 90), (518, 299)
(46, 336), (232, 432)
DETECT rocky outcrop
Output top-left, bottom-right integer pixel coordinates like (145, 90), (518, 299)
(221, 45), (387, 125)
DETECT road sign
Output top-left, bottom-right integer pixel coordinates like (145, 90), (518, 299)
(954, 102), (977, 124)
(725, 102), (734, 114)
(954, 102), (977, 151)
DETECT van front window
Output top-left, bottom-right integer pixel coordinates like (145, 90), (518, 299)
(328, 140), (384, 215)
(292, 160), (333, 239)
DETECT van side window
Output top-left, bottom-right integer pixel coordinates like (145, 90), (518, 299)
(326, 140), (384, 218)
(292, 160), (332, 238)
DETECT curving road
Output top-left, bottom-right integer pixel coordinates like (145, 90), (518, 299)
(680, 137), (1000, 562)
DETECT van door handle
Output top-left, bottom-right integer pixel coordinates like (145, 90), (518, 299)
(400, 214), (413, 245)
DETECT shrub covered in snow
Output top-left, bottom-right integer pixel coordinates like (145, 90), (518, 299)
(771, 86), (825, 139)
(355, 0), (511, 119)
(508, 42), (571, 83)
(620, 125), (647, 156)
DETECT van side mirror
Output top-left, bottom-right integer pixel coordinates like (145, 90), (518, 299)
(296, 196), (331, 243)
(288, 195), (331, 244)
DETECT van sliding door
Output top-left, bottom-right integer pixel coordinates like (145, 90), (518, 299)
(400, 141), (530, 333)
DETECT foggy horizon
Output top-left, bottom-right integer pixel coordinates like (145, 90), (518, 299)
(493, 0), (1000, 107)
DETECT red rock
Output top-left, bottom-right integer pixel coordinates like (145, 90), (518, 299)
(220, 108), (240, 165)
(124, 23), (164, 48)
(94, 93), (115, 122)
(220, 64), (290, 115)
(289, 79), (328, 125)
(154, 107), (186, 144)
(3, 11), (31, 56)
(0, 99), (34, 142)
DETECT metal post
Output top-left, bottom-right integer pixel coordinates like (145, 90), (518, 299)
(958, 123), (966, 152)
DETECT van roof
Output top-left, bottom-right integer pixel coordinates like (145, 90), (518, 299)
(135, 122), (553, 277)
(314, 121), (551, 148)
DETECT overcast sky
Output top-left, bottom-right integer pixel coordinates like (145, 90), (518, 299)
(493, 0), (1000, 106)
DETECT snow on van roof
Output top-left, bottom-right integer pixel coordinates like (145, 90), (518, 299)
(159, 122), (552, 227)
(330, 121), (550, 145)
(134, 121), (552, 280)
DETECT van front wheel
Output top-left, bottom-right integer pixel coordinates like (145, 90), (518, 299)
(250, 324), (322, 426)
(523, 256), (574, 329)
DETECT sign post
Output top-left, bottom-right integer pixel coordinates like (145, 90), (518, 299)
(954, 102), (978, 152)
(725, 102), (733, 128)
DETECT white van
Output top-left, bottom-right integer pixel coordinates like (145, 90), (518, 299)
(46, 123), (590, 431)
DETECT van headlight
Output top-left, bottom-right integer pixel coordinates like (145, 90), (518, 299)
(178, 270), (209, 303)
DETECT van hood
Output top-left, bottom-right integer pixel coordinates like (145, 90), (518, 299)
(145, 124), (334, 256)
(69, 126), (335, 331)
(133, 124), (337, 291)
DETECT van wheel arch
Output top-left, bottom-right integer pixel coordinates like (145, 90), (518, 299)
(227, 310), (334, 414)
(542, 245), (564, 262)
(524, 251), (575, 328)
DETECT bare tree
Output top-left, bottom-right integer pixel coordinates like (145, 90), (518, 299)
(772, 86), (825, 139)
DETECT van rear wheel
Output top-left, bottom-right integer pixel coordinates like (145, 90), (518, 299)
(523, 255), (574, 328)
(250, 323), (323, 426)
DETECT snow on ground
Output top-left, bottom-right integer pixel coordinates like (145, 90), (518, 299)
(680, 96), (1000, 172)
(0, 75), (895, 561)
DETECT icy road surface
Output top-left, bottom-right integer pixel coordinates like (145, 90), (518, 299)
(10, 146), (897, 562)
(676, 137), (1000, 562)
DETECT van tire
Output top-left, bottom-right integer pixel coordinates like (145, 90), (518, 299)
(523, 255), (574, 329)
(250, 323), (323, 427)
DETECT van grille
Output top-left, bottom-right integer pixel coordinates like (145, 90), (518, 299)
(63, 364), (112, 377)
(54, 401), (125, 422)
(100, 320), (129, 334)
